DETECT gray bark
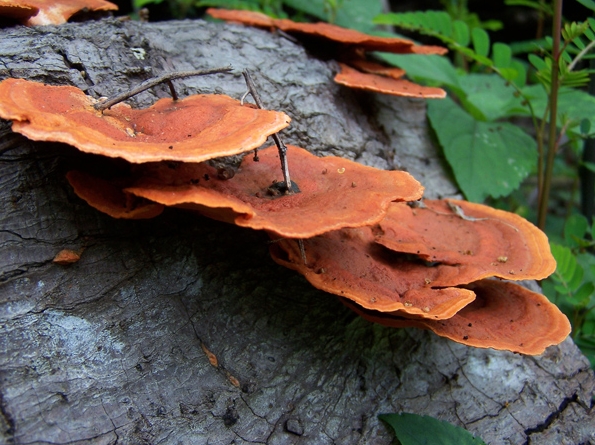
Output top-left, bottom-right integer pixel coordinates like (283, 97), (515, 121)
(0, 17), (593, 445)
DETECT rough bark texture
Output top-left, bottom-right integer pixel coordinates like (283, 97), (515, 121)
(0, 17), (594, 445)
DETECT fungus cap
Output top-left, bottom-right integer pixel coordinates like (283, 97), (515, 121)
(1, 0), (118, 26)
(335, 63), (446, 98)
(206, 8), (447, 55)
(0, 78), (290, 164)
(375, 200), (556, 282)
(206, 7), (275, 27)
(125, 145), (424, 238)
(66, 170), (164, 219)
(340, 279), (571, 355)
(346, 59), (406, 80)
(269, 226), (476, 318)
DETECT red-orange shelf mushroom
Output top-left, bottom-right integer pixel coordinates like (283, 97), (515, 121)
(269, 226), (477, 318)
(125, 144), (424, 238)
(0, 78), (290, 164)
(340, 279), (571, 355)
(375, 199), (556, 282)
(0, 0), (118, 26)
(206, 8), (447, 55)
(334, 63), (446, 99)
(66, 170), (164, 219)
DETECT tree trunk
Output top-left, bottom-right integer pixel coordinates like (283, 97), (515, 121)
(0, 17), (593, 445)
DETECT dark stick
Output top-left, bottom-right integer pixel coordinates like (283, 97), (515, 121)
(95, 67), (233, 111)
(241, 70), (293, 193)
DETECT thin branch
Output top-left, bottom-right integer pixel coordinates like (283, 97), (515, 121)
(242, 69), (294, 194)
(94, 67), (233, 111)
(568, 38), (595, 72)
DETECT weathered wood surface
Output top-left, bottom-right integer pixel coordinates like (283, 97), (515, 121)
(0, 18), (594, 445)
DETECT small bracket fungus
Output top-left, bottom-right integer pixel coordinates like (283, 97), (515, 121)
(340, 279), (571, 355)
(0, 77), (291, 164)
(334, 63), (446, 99)
(375, 199), (556, 282)
(52, 249), (82, 265)
(346, 59), (407, 80)
(125, 145), (424, 238)
(66, 170), (164, 219)
(268, 226), (477, 318)
(0, 0), (118, 26)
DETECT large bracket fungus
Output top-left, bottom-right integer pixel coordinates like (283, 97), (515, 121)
(269, 227), (477, 318)
(340, 279), (571, 355)
(375, 199), (556, 281)
(125, 144), (423, 238)
(0, 76), (290, 164)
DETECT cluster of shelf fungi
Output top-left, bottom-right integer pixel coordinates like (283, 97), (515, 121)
(0, 6), (571, 356)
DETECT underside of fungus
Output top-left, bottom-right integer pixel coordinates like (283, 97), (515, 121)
(269, 226), (477, 318)
(340, 279), (571, 355)
(0, 78), (290, 164)
(66, 170), (164, 219)
(124, 145), (424, 238)
(0, 0), (118, 26)
(375, 200), (556, 281)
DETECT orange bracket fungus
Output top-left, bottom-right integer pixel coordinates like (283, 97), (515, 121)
(66, 170), (165, 219)
(207, 9), (447, 99)
(125, 145), (423, 238)
(52, 248), (82, 265)
(375, 199), (556, 282)
(340, 279), (571, 355)
(0, 0), (118, 26)
(206, 8), (446, 55)
(0, 71), (292, 164)
(334, 63), (447, 99)
(269, 226), (476, 318)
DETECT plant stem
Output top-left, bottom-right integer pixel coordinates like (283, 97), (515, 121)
(537, 0), (563, 230)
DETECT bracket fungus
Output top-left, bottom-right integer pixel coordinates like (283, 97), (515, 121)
(375, 199), (556, 282)
(334, 63), (447, 99)
(340, 279), (571, 355)
(269, 226), (477, 318)
(0, 77), (290, 164)
(206, 8), (446, 56)
(66, 170), (165, 219)
(0, 0), (118, 26)
(207, 8), (447, 99)
(125, 145), (424, 238)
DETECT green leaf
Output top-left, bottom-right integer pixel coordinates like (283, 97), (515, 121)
(528, 53), (548, 71)
(379, 413), (486, 445)
(133, 0), (164, 7)
(577, 0), (595, 11)
(472, 28), (490, 57)
(550, 243), (584, 293)
(458, 74), (527, 120)
(564, 214), (589, 247)
(492, 42), (512, 68)
(452, 20), (470, 46)
(581, 118), (592, 135)
(569, 282), (594, 306)
(427, 98), (537, 202)
(377, 53), (462, 92)
(283, 0), (382, 32)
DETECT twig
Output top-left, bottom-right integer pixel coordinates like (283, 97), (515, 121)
(241, 70), (294, 194)
(94, 67), (233, 111)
